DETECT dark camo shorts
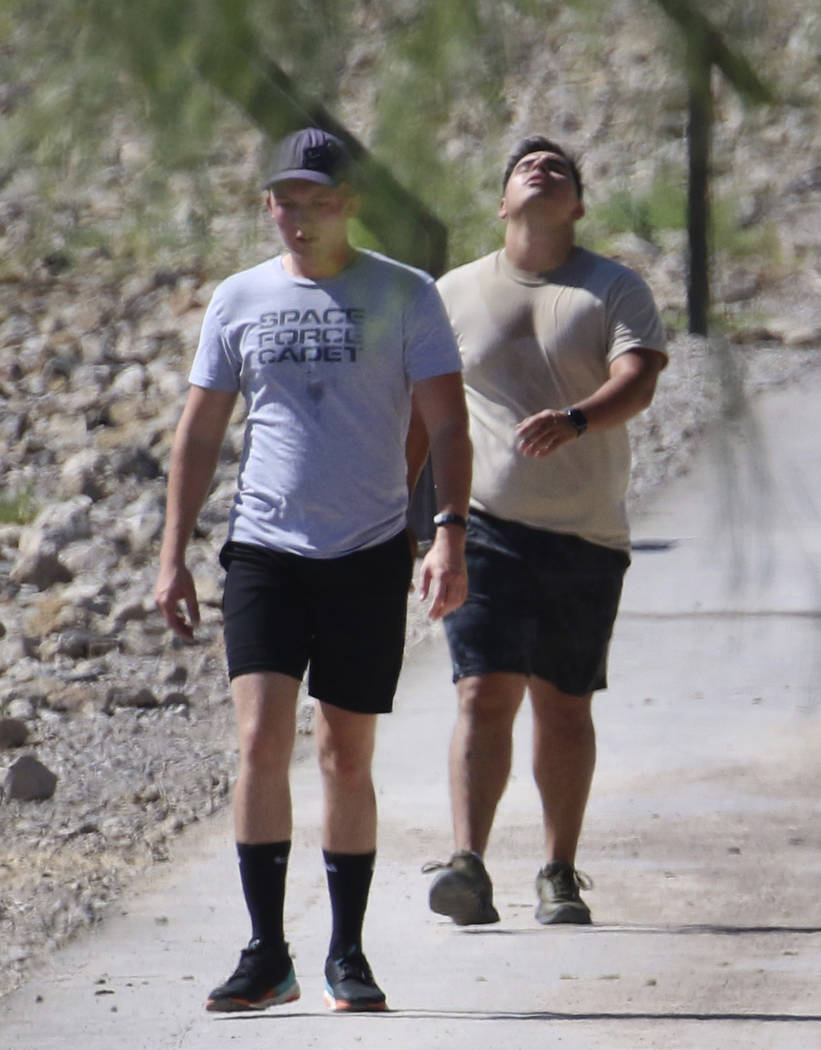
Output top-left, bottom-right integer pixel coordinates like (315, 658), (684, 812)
(220, 531), (413, 714)
(443, 509), (630, 696)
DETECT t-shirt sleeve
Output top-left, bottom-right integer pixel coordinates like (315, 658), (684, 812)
(188, 286), (242, 391)
(404, 280), (463, 382)
(606, 271), (667, 364)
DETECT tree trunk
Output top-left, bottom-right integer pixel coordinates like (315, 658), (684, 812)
(687, 48), (712, 335)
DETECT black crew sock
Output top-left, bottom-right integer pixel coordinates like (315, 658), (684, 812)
(323, 849), (376, 960)
(236, 840), (291, 949)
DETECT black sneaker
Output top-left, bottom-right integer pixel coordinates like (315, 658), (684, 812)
(423, 851), (500, 925)
(535, 861), (593, 925)
(206, 939), (300, 1012)
(324, 948), (387, 1012)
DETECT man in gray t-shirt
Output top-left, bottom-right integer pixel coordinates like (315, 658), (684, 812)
(155, 128), (471, 1013)
(425, 135), (666, 930)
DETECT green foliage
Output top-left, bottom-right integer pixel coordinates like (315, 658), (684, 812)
(0, 0), (793, 283)
(0, 489), (37, 525)
(0, 0), (358, 176)
(711, 199), (781, 266)
(581, 172), (687, 246)
(581, 173), (782, 277)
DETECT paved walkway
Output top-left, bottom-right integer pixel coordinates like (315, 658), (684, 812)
(2, 376), (820, 1050)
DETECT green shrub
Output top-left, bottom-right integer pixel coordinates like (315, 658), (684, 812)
(0, 490), (38, 525)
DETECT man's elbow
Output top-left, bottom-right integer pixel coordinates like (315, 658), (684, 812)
(636, 378), (659, 412)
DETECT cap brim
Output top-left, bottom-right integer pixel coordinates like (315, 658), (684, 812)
(265, 169), (337, 189)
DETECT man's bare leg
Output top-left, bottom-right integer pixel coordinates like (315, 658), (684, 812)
(232, 671), (300, 843)
(449, 672), (527, 854)
(315, 702), (386, 1011)
(206, 671), (301, 1012)
(529, 679), (595, 864)
(529, 677), (595, 924)
(315, 702), (378, 853)
(427, 672), (525, 926)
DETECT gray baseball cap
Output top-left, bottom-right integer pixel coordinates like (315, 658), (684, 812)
(265, 128), (351, 189)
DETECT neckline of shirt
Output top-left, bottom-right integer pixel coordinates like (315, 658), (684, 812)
(497, 246), (582, 286)
(274, 250), (365, 286)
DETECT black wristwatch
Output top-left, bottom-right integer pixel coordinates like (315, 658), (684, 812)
(564, 407), (588, 437)
(433, 512), (468, 530)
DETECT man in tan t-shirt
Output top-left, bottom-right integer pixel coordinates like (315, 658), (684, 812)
(425, 135), (667, 926)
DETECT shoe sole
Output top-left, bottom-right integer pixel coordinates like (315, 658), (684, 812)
(323, 989), (388, 1012)
(206, 977), (301, 1012)
(535, 903), (591, 926)
(429, 878), (500, 926)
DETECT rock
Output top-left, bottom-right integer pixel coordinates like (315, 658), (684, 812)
(0, 632), (37, 669)
(0, 718), (29, 749)
(8, 552), (74, 590)
(104, 686), (159, 711)
(608, 232), (662, 270)
(162, 664), (188, 686)
(109, 447), (161, 482)
(60, 450), (107, 501)
(121, 491), (165, 553)
(60, 539), (121, 578)
(17, 499), (92, 558)
(109, 363), (147, 396)
(3, 755), (58, 801)
(45, 683), (98, 715)
(782, 325), (821, 348)
(718, 268), (760, 304)
(38, 630), (95, 661)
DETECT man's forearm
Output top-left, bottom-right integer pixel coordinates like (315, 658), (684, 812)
(573, 373), (657, 429)
(428, 421), (472, 518)
(159, 433), (219, 566)
(572, 348), (666, 432)
(159, 388), (236, 567)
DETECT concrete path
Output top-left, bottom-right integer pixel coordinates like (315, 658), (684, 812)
(2, 375), (820, 1049)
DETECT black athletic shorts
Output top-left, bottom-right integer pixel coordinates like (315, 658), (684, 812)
(220, 531), (413, 714)
(443, 509), (630, 696)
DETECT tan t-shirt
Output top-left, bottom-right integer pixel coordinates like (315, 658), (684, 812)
(437, 247), (666, 552)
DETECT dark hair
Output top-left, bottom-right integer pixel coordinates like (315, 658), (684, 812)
(502, 136), (583, 199)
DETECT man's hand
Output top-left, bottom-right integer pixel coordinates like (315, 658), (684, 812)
(418, 530), (468, 620)
(155, 562), (201, 640)
(515, 408), (578, 457)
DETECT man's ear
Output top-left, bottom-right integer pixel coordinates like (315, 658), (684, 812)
(342, 188), (360, 219)
(498, 197), (508, 220)
(572, 199), (586, 221)
(265, 190), (276, 217)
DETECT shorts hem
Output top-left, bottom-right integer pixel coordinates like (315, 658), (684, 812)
(451, 663), (527, 684)
(311, 692), (394, 716)
(451, 664), (606, 696)
(227, 663), (305, 683)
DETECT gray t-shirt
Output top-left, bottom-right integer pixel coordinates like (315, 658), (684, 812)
(190, 250), (461, 557)
(437, 247), (666, 552)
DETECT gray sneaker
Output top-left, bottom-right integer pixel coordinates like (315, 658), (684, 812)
(535, 861), (593, 925)
(423, 851), (500, 926)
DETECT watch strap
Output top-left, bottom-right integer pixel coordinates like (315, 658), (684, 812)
(433, 512), (468, 529)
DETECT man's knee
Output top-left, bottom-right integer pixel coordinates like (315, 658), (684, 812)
(316, 707), (376, 788)
(318, 750), (375, 803)
(532, 684), (593, 739)
(456, 673), (525, 725)
(232, 673), (299, 769)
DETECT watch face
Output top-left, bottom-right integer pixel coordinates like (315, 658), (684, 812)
(566, 408), (587, 435)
